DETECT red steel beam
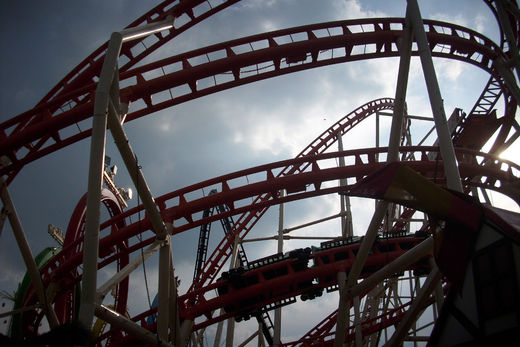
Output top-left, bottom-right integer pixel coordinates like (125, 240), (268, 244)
(32, 147), (519, 292)
(0, 18), (512, 181)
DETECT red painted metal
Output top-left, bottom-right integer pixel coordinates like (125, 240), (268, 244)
(16, 189), (128, 339)
(190, 98), (395, 291)
(4, 0), (519, 343)
(25, 148), (519, 321)
(177, 236), (430, 330)
(0, 0), (240, 183)
(0, 18), (515, 183)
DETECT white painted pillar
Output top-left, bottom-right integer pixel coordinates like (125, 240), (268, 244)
(407, 0), (463, 192)
(337, 135), (353, 238)
(273, 189), (285, 346)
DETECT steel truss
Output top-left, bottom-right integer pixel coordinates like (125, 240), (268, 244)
(1, 0), (519, 346)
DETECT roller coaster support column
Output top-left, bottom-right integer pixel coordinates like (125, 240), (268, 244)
(170, 246), (182, 346)
(408, 0), (463, 192)
(387, 265), (442, 347)
(80, 16), (174, 336)
(158, 233), (172, 340)
(107, 90), (173, 340)
(225, 234), (241, 347)
(95, 305), (173, 347)
(388, 7), (412, 163)
(335, 9), (415, 345)
(346, 237), (433, 303)
(274, 189), (286, 346)
(337, 135), (353, 238)
(334, 201), (389, 346)
(0, 178), (59, 328)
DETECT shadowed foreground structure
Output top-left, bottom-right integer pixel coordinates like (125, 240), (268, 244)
(1, 0), (519, 346)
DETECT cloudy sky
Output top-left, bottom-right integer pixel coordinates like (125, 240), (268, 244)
(1, 0), (518, 342)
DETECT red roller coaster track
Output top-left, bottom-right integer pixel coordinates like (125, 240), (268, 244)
(2, 0), (519, 346)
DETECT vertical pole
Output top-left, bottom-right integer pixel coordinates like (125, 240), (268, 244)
(335, 271), (349, 347)
(430, 258), (444, 314)
(274, 190), (285, 346)
(353, 296), (363, 346)
(180, 320), (194, 347)
(225, 233), (241, 347)
(0, 208), (6, 239)
(407, 0), (463, 192)
(169, 244), (182, 346)
(0, 179), (59, 328)
(337, 135), (353, 238)
(157, 235), (171, 341)
(388, 7), (413, 162)
(225, 312), (235, 347)
(79, 32), (123, 331)
(376, 112), (380, 152)
(387, 267), (441, 347)
(213, 313), (225, 347)
(258, 323), (265, 347)
(334, 200), (388, 346)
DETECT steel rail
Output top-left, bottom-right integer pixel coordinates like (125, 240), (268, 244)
(28, 147), (519, 299)
(0, 18), (512, 181)
(0, 0), (240, 183)
(4, 1), (519, 343)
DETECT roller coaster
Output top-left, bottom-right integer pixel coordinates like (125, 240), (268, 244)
(1, 0), (519, 346)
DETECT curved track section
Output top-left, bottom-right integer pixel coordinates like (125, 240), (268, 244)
(13, 189), (128, 340)
(27, 147), (520, 314)
(179, 235), (431, 330)
(10, 148), (519, 341)
(453, 0), (519, 153)
(0, 0), (239, 183)
(0, 16), (516, 183)
(191, 97), (396, 291)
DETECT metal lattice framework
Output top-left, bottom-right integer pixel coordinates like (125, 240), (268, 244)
(1, 0), (519, 346)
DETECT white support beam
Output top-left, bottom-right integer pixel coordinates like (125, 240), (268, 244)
(353, 295), (363, 346)
(80, 17), (174, 332)
(0, 207), (6, 238)
(95, 304), (173, 347)
(107, 100), (169, 239)
(120, 16), (174, 42)
(274, 190), (285, 346)
(225, 233), (242, 347)
(387, 266), (442, 347)
(225, 319), (235, 347)
(97, 239), (164, 300)
(345, 237), (433, 304)
(283, 212), (346, 234)
(157, 235), (172, 341)
(337, 134), (353, 238)
(335, 271), (350, 347)
(334, 200), (388, 346)
(213, 311), (225, 347)
(407, 0), (463, 192)
(388, 6), (413, 163)
(334, 13), (416, 343)
(0, 178), (59, 328)
(80, 31), (123, 330)
(238, 331), (260, 347)
(169, 246), (182, 346)
(180, 320), (194, 347)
